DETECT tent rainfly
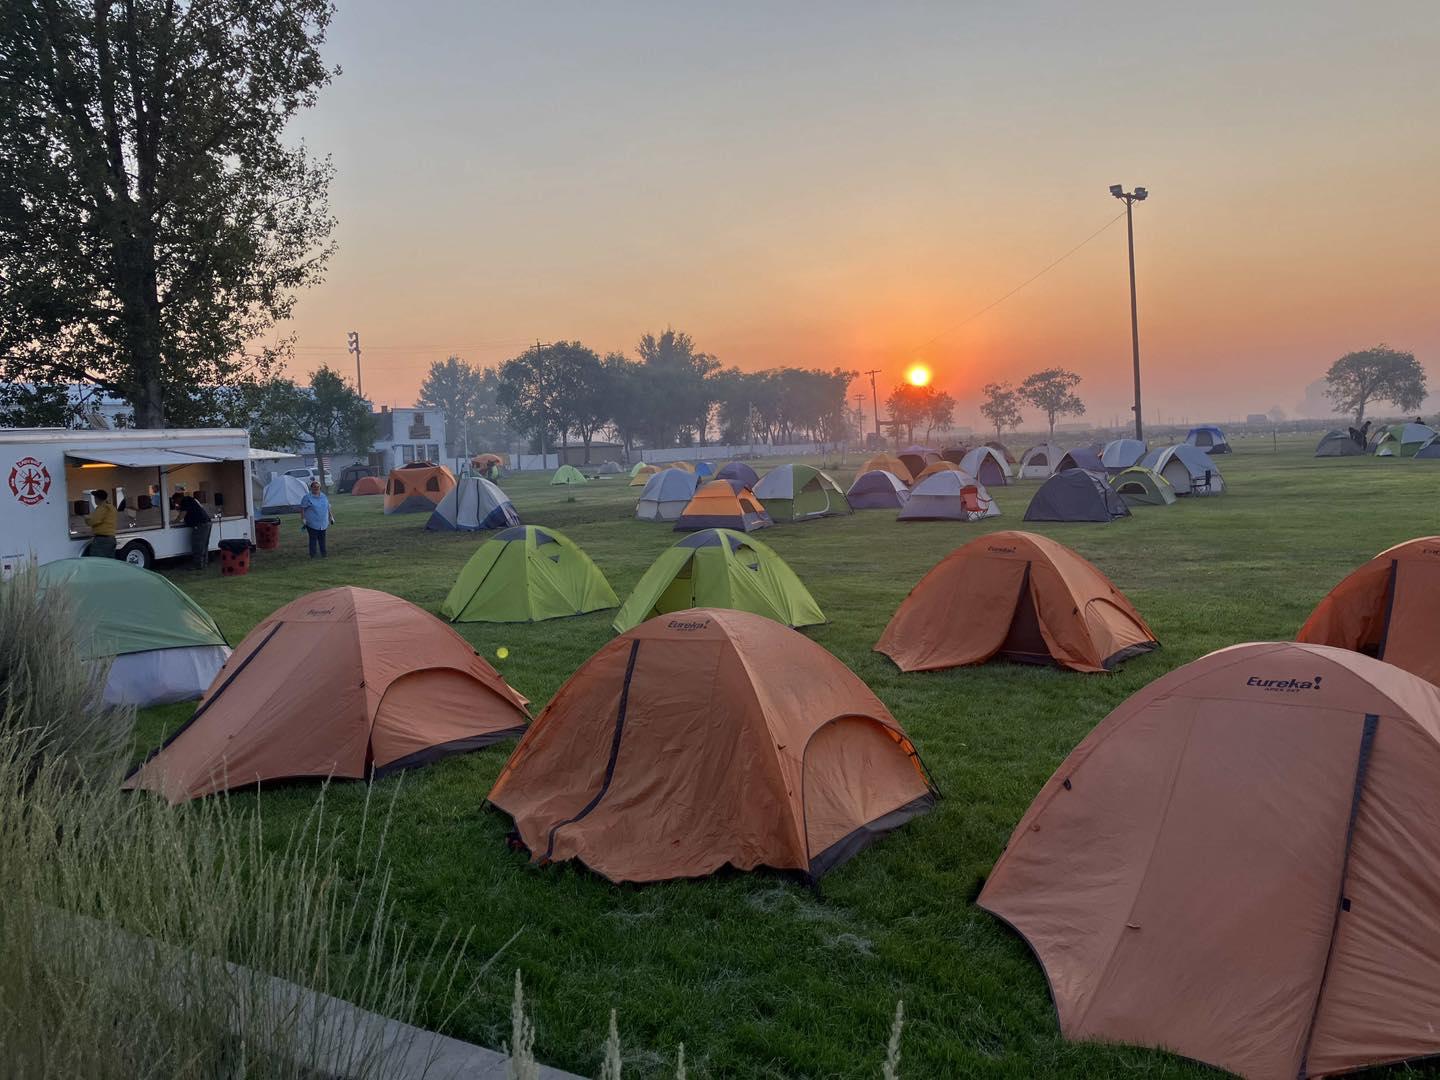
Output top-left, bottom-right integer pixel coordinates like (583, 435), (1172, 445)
(1296, 535), (1440, 686)
(425, 477), (520, 532)
(1055, 447), (1103, 473)
(1100, 439), (1148, 473)
(715, 461), (760, 492)
(876, 531), (1156, 673)
(1185, 425), (1231, 454)
(897, 470), (999, 522)
(259, 474), (308, 514)
(1315, 430), (1365, 457)
(985, 440), (1017, 464)
(124, 587), (530, 803)
(550, 464), (587, 485)
(673, 481), (772, 532)
(385, 463), (456, 514)
(351, 475), (385, 496)
(635, 468), (700, 522)
(753, 465), (851, 521)
(612, 529), (824, 632)
(440, 525), (618, 623)
(1023, 470), (1130, 522)
(1019, 443), (1063, 479)
(488, 608), (936, 883)
(959, 445), (1013, 486)
(979, 641), (1440, 1080)
(846, 469), (910, 510)
(1108, 466), (1176, 507)
(858, 453), (913, 484)
(1140, 444), (1225, 495)
(36, 558), (231, 707)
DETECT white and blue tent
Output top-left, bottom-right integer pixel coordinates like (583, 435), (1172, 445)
(636, 467), (700, 522)
(425, 477), (521, 531)
(1101, 438), (1148, 473)
(1141, 444), (1225, 495)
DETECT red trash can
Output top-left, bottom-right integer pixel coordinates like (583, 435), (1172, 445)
(219, 539), (252, 576)
(254, 518), (280, 550)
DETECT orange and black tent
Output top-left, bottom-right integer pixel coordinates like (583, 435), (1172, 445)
(673, 480), (772, 532)
(384, 461), (456, 514)
(875, 530), (1157, 673)
(980, 641), (1440, 1080)
(488, 608), (936, 883)
(1297, 537), (1440, 686)
(124, 587), (529, 803)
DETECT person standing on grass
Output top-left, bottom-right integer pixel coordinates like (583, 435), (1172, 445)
(173, 484), (212, 570)
(300, 481), (333, 558)
(84, 490), (117, 558)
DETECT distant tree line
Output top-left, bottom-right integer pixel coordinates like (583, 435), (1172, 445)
(488, 328), (857, 463)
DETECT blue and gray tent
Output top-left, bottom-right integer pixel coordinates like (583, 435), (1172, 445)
(1056, 447), (1103, 473)
(1185, 426), (1231, 454)
(1023, 470), (1129, 522)
(425, 477), (521, 531)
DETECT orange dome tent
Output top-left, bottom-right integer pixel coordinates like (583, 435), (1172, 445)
(384, 462), (456, 514)
(876, 531), (1157, 673)
(488, 609), (936, 883)
(673, 480), (772, 532)
(350, 475), (384, 496)
(124, 587), (530, 804)
(980, 642), (1440, 1080)
(859, 453), (913, 484)
(1297, 536), (1440, 686)
(913, 460), (962, 481)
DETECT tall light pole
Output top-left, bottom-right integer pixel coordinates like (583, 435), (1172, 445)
(1109, 184), (1147, 440)
(863, 368), (882, 444)
(346, 331), (363, 397)
(533, 340), (554, 467)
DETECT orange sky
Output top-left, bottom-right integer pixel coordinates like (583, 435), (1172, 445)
(279, 2), (1440, 429)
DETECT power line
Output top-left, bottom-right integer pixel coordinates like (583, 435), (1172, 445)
(911, 210), (1128, 354)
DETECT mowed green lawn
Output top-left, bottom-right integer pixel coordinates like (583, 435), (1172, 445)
(136, 437), (1440, 1078)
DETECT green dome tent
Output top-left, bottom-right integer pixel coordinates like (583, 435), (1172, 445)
(35, 558), (230, 707)
(440, 526), (617, 622)
(612, 529), (824, 633)
(751, 464), (851, 521)
(1108, 466), (1177, 506)
(550, 464), (588, 485)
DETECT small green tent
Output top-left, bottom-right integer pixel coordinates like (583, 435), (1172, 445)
(35, 558), (230, 706)
(441, 526), (618, 622)
(1108, 466), (1177, 506)
(612, 529), (825, 633)
(551, 464), (588, 485)
(751, 464), (851, 521)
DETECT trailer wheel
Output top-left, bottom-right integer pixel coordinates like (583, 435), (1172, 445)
(119, 540), (154, 569)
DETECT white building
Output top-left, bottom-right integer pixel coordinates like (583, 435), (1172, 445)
(370, 406), (446, 474)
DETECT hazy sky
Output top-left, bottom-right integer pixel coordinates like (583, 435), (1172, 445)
(281, 1), (1440, 428)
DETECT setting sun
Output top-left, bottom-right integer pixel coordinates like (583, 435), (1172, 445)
(905, 363), (932, 387)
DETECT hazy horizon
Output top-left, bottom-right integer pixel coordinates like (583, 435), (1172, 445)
(277, 1), (1440, 430)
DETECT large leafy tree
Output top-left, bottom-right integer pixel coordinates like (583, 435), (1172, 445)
(635, 328), (720, 446)
(1324, 345), (1427, 425)
(1018, 368), (1085, 439)
(979, 382), (1023, 440)
(885, 384), (935, 444)
(296, 367), (374, 486)
(212, 376), (306, 451)
(418, 356), (484, 458)
(0, 0), (338, 427)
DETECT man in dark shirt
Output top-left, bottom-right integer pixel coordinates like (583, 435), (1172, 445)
(173, 483), (212, 569)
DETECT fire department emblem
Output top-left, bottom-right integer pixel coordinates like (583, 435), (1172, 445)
(8, 457), (51, 505)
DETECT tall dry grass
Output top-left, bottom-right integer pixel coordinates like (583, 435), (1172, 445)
(0, 570), (467, 1079)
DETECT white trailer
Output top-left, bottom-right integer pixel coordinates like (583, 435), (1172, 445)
(0, 428), (262, 576)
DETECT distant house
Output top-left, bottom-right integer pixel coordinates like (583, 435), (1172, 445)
(370, 406), (446, 473)
(1246, 413), (1270, 425)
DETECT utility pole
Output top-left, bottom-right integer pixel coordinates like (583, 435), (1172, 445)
(347, 331), (363, 397)
(533, 340), (553, 469)
(1109, 185), (1148, 440)
(863, 369), (882, 443)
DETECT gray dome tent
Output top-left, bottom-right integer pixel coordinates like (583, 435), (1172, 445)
(1024, 470), (1130, 522)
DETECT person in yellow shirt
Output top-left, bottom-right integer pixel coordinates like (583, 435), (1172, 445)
(85, 489), (117, 558)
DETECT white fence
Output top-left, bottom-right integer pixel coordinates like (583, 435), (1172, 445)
(514, 442), (847, 471)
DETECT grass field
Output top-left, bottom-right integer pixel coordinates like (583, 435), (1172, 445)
(135, 437), (1440, 1078)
